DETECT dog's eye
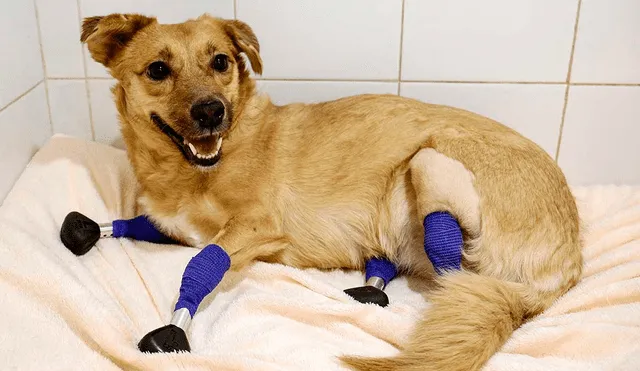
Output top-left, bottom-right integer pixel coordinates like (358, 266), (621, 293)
(147, 61), (171, 81)
(212, 54), (229, 72)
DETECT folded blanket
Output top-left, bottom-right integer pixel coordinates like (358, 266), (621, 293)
(0, 135), (638, 370)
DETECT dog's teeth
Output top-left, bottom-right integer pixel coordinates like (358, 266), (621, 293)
(185, 138), (221, 162)
(188, 142), (197, 156)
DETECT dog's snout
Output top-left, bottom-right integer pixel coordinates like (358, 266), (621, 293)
(190, 99), (225, 130)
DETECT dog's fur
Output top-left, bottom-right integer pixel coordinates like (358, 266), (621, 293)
(81, 14), (583, 371)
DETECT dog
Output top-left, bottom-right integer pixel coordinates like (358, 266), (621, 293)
(81, 13), (583, 371)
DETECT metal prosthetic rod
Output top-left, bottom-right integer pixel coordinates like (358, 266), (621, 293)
(60, 211), (175, 255)
(138, 244), (231, 353)
(344, 258), (398, 307)
(365, 276), (386, 291)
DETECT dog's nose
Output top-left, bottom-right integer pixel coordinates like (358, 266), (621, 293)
(190, 100), (225, 130)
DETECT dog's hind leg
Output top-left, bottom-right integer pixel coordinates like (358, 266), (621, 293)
(343, 149), (514, 371)
(343, 149), (578, 371)
(408, 148), (482, 240)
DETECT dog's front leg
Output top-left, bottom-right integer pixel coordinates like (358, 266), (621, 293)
(137, 214), (288, 353)
(210, 214), (289, 271)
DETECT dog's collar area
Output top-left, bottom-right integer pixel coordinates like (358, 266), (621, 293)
(150, 114), (222, 168)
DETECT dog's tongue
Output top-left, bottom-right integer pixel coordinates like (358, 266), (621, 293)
(189, 135), (219, 155)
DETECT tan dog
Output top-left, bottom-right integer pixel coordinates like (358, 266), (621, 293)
(81, 13), (583, 371)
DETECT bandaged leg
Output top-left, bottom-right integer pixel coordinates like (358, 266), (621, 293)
(344, 257), (398, 307)
(60, 212), (177, 255)
(409, 148), (481, 274)
(139, 243), (231, 353)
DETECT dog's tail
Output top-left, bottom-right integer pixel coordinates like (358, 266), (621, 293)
(340, 271), (550, 371)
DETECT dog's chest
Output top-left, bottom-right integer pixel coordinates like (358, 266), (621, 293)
(139, 195), (223, 247)
(155, 211), (207, 246)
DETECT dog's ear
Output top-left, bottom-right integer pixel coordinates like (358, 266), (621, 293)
(224, 20), (263, 75)
(80, 14), (156, 67)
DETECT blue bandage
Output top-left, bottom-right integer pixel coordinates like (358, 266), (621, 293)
(175, 244), (231, 317)
(365, 258), (398, 286)
(423, 211), (463, 275)
(112, 215), (176, 244)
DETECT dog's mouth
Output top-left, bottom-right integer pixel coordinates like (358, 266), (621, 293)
(151, 114), (223, 168)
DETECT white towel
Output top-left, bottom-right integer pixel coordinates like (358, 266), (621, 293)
(0, 135), (638, 371)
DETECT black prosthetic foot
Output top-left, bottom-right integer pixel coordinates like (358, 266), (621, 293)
(60, 211), (101, 256)
(138, 324), (191, 353)
(344, 285), (389, 307)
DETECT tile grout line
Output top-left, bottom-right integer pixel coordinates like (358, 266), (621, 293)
(556, 88), (570, 162)
(396, 0), (406, 95)
(256, 77), (569, 84)
(402, 80), (566, 85)
(233, 0), (237, 19)
(0, 81), (43, 114)
(555, 0), (583, 162)
(49, 76), (113, 80)
(571, 82), (640, 87)
(76, 0), (96, 141)
(45, 77), (640, 87)
(32, 0), (54, 136)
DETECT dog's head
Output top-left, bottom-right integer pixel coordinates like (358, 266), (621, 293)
(81, 14), (262, 168)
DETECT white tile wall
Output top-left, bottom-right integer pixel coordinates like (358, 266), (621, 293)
(0, 1), (44, 108)
(0, 84), (50, 200)
(559, 86), (640, 185)
(571, 0), (640, 84)
(402, 0), (579, 82)
(80, 0), (234, 22)
(1, 0), (639, 201)
(238, 0), (403, 80)
(400, 83), (565, 157)
(48, 80), (92, 140)
(35, 0), (85, 78)
(88, 80), (123, 148)
(0, 1), (50, 202)
(257, 81), (398, 106)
